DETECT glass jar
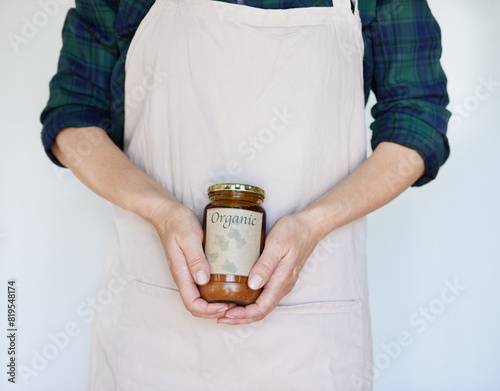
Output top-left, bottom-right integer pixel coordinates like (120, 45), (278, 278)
(199, 183), (266, 306)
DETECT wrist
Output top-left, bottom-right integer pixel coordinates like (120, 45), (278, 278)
(122, 177), (180, 229)
(295, 207), (328, 243)
(297, 198), (351, 241)
(142, 195), (178, 228)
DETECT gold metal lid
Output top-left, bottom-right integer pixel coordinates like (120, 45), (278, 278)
(207, 183), (265, 198)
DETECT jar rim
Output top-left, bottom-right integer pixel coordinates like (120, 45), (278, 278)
(207, 183), (265, 198)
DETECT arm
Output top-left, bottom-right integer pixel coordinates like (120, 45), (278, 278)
(53, 127), (232, 318)
(41, 0), (121, 165)
(367, 0), (451, 186)
(220, 0), (450, 325)
(42, 2), (227, 317)
(220, 142), (424, 324)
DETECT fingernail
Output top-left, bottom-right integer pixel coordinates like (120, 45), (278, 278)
(217, 307), (229, 313)
(225, 315), (235, 319)
(196, 270), (208, 285)
(248, 274), (263, 290)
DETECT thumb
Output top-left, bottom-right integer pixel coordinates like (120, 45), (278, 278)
(247, 244), (282, 290)
(181, 234), (211, 286)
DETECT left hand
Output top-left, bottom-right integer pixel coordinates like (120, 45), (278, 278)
(218, 142), (425, 325)
(218, 212), (321, 325)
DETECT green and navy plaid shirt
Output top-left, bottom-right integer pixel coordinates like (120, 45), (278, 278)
(41, 0), (450, 186)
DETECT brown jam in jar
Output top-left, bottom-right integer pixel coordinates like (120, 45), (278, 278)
(199, 183), (266, 306)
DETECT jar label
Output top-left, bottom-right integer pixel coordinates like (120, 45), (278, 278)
(205, 208), (263, 276)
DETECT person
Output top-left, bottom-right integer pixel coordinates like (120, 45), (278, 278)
(40, 0), (450, 389)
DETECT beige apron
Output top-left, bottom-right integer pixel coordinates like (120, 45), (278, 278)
(87, 0), (372, 389)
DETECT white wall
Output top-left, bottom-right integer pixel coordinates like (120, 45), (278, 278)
(366, 2), (500, 390)
(1, 2), (113, 390)
(0, 0), (498, 390)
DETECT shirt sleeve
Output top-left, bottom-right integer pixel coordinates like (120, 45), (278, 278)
(40, 0), (120, 167)
(367, 0), (451, 186)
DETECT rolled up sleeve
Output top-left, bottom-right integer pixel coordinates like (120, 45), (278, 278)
(40, 0), (120, 167)
(367, 0), (451, 186)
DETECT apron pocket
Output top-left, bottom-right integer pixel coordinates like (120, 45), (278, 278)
(114, 278), (365, 391)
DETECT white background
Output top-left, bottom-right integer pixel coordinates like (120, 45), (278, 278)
(1, 0), (499, 390)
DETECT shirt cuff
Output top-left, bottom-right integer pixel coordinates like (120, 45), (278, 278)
(41, 106), (111, 167)
(370, 110), (451, 187)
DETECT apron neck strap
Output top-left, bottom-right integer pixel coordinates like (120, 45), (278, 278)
(333, 0), (356, 12)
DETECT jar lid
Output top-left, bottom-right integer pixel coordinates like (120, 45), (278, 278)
(208, 183), (265, 198)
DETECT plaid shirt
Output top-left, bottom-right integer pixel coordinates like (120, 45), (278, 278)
(41, 0), (450, 186)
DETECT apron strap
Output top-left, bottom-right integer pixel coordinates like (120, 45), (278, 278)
(352, 0), (358, 14)
(333, 0), (352, 10)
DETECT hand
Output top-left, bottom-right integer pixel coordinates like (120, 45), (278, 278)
(151, 201), (233, 318)
(218, 212), (321, 325)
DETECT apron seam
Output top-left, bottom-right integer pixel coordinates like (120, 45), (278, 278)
(154, 0), (358, 27)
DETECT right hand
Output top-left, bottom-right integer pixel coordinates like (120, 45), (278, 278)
(51, 128), (232, 319)
(151, 201), (233, 318)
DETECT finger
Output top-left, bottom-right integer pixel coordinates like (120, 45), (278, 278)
(177, 276), (231, 319)
(247, 240), (286, 291)
(177, 232), (211, 286)
(188, 297), (236, 319)
(218, 272), (285, 325)
(166, 245), (229, 318)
